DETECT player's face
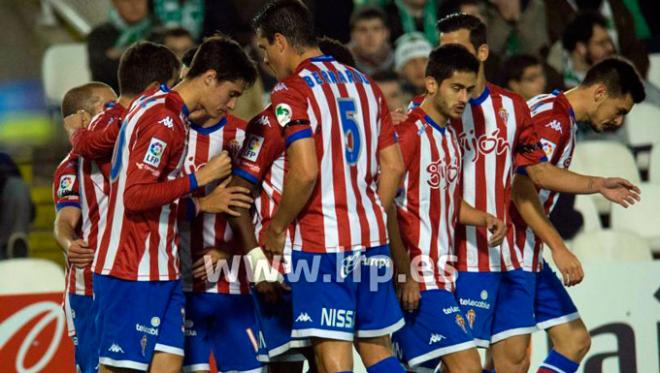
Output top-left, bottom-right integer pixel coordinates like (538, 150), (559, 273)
(91, 87), (118, 115)
(590, 92), (633, 132)
(201, 79), (246, 118)
(256, 31), (289, 81)
(432, 71), (477, 119)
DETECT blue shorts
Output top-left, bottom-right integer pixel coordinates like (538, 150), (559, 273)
(455, 269), (536, 347)
(66, 293), (97, 373)
(391, 289), (476, 369)
(289, 245), (404, 341)
(183, 292), (262, 373)
(93, 274), (185, 371)
(535, 262), (580, 329)
(252, 288), (309, 362)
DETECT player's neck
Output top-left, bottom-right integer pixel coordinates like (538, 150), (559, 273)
(420, 98), (448, 127)
(116, 95), (133, 108)
(564, 87), (589, 122)
(473, 64), (487, 98)
(289, 47), (324, 75)
(172, 79), (201, 113)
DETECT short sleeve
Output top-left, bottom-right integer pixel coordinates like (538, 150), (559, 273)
(234, 111), (285, 185)
(513, 104), (548, 170)
(53, 154), (81, 211)
(533, 111), (572, 165)
(270, 79), (313, 147)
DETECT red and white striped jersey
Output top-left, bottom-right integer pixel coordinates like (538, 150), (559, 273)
(235, 106), (293, 273)
(453, 83), (547, 272)
(513, 90), (577, 272)
(270, 55), (397, 253)
(53, 152), (93, 296)
(94, 85), (194, 281)
(395, 107), (463, 291)
(178, 114), (251, 294)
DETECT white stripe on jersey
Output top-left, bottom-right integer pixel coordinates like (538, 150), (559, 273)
(461, 107), (479, 270)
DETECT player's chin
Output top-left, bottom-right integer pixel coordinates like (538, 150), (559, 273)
(451, 106), (466, 118)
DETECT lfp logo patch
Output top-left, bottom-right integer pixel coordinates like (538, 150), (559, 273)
(57, 174), (76, 198)
(241, 134), (264, 162)
(144, 137), (167, 168)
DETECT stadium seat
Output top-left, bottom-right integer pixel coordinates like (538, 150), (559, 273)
(569, 141), (641, 214)
(624, 103), (660, 170)
(574, 194), (602, 233)
(650, 143), (660, 185)
(42, 43), (91, 106)
(0, 258), (65, 295)
(648, 53), (660, 89)
(610, 183), (660, 252)
(572, 230), (652, 263)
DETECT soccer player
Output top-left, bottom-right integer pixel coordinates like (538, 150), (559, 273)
(390, 44), (506, 373)
(511, 57), (645, 373)
(92, 36), (256, 373)
(175, 46), (262, 373)
(434, 13), (641, 372)
(251, 1), (406, 372)
(53, 82), (116, 373)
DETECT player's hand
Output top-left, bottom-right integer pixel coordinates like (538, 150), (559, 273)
(63, 110), (91, 139)
(598, 177), (641, 208)
(550, 245), (584, 286)
(391, 108), (408, 126)
(196, 151), (233, 186)
(397, 276), (421, 312)
(486, 215), (507, 246)
(262, 225), (286, 257)
(67, 239), (94, 268)
(192, 247), (232, 282)
(255, 281), (290, 304)
(198, 177), (253, 216)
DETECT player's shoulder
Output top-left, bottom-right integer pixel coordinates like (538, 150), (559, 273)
(246, 105), (281, 136)
(225, 113), (248, 130)
(55, 151), (78, 174)
(397, 108), (425, 140)
(488, 83), (528, 107)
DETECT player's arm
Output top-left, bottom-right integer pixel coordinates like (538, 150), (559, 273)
(71, 117), (120, 159)
(53, 206), (94, 268)
(376, 95), (405, 210)
(511, 174), (583, 286)
(220, 176), (260, 252)
(458, 201), (506, 247)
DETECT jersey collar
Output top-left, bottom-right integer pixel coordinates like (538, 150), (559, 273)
(190, 117), (227, 134)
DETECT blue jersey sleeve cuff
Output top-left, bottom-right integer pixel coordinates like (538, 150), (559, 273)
(285, 128), (313, 148)
(56, 201), (81, 211)
(188, 173), (198, 192)
(233, 168), (259, 185)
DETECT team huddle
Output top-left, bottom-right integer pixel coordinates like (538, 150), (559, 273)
(52, 1), (646, 373)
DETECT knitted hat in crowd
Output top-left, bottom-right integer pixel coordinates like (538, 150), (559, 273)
(394, 32), (432, 71)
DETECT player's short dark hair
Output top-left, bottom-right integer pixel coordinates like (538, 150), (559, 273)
(181, 47), (198, 68)
(186, 35), (258, 87)
(439, 0), (482, 18)
(252, 0), (318, 50)
(118, 41), (181, 96)
(503, 54), (541, 83)
(582, 56), (645, 103)
(562, 11), (608, 52)
(349, 6), (387, 31)
(437, 13), (487, 49)
(61, 82), (114, 117)
(426, 44), (479, 85)
(372, 70), (400, 84)
(318, 36), (356, 67)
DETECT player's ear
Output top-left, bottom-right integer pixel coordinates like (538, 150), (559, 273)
(424, 76), (437, 96)
(203, 69), (218, 88)
(477, 44), (488, 63)
(273, 33), (287, 54)
(593, 83), (608, 104)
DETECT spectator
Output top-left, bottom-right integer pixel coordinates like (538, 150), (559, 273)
(373, 70), (406, 111)
(348, 6), (394, 76)
(484, 0), (550, 58)
(87, 0), (154, 92)
(0, 153), (33, 259)
(384, 0), (442, 45)
(394, 32), (432, 97)
(151, 27), (196, 60)
(152, 0), (204, 40)
(439, 0), (486, 22)
(503, 54), (546, 100)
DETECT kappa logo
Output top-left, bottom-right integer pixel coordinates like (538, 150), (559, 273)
(295, 313), (313, 323)
(545, 120), (563, 134)
(108, 343), (125, 354)
(159, 116), (174, 128)
(428, 334), (445, 345)
(272, 82), (288, 93)
(256, 115), (271, 127)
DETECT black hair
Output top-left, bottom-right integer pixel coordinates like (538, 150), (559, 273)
(562, 11), (608, 52)
(426, 44), (479, 84)
(318, 36), (356, 67)
(436, 12), (487, 49)
(118, 41), (181, 96)
(186, 35), (258, 87)
(582, 56), (646, 103)
(181, 47), (198, 67)
(61, 82), (114, 117)
(438, 0), (482, 19)
(252, 0), (318, 50)
(503, 54), (541, 83)
(349, 6), (387, 31)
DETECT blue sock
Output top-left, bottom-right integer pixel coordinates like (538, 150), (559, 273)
(539, 349), (579, 373)
(367, 356), (405, 373)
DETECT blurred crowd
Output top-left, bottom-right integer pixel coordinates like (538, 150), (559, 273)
(86, 0), (660, 124)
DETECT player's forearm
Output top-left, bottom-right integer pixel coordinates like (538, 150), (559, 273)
(511, 174), (565, 250)
(71, 126), (118, 159)
(378, 144), (405, 210)
(269, 172), (316, 234)
(53, 215), (78, 254)
(123, 174), (195, 213)
(458, 201), (488, 227)
(526, 163), (603, 195)
(387, 205), (412, 278)
(225, 177), (260, 253)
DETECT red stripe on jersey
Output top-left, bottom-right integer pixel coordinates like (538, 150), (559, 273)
(470, 103), (490, 271)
